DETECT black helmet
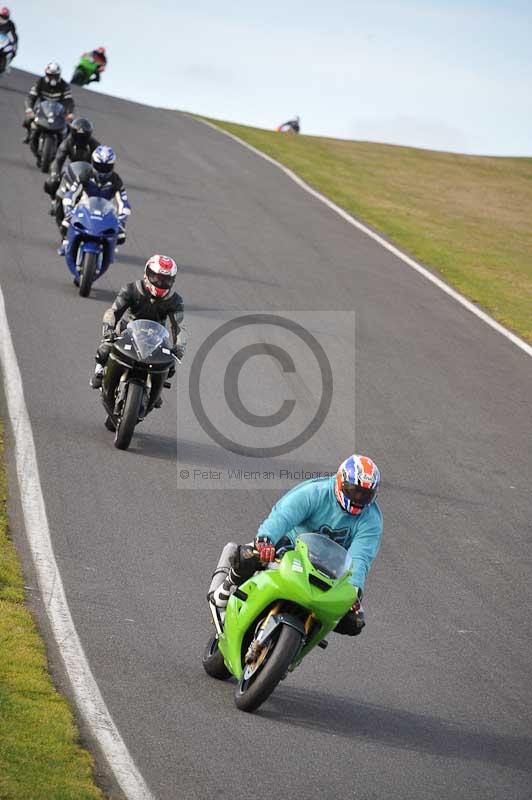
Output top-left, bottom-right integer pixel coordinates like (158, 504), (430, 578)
(70, 117), (94, 146)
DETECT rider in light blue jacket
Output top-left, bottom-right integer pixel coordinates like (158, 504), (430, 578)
(209, 454), (383, 636)
(257, 474), (382, 592)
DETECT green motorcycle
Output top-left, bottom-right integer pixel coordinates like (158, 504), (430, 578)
(203, 533), (357, 712)
(71, 54), (103, 87)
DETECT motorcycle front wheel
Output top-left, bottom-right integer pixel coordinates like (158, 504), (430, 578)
(40, 135), (56, 173)
(114, 382), (143, 450)
(79, 250), (98, 297)
(234, 623), (302, 712)
(202, 634), (231, 680)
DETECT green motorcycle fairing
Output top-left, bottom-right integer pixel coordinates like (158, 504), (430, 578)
(218, 534), (357, 679)
(76, 55), (100, 78)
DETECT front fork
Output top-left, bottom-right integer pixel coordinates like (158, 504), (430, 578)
(76, 242), (104, 274)
(113, 373), (151, 419)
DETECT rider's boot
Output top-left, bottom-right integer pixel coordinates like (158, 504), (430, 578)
(208, 543), (259, 608)
(207, 542), (239, 608)
(90, 363), (104, 389)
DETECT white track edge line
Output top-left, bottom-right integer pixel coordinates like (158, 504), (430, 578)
(0, 287), (155, 800)
(194, 116), (532, 359)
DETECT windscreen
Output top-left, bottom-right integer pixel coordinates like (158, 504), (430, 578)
(87, 196), (115, 217)
(128, 320), (170, 360)
(69, 161), (92, 182)
(39, 100), (64, 119)
(298, 533), (352, 579)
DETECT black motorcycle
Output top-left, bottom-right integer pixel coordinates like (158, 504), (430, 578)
(100, 320), (182, 450)
(30, 100), (66, 173)
(45, 160), (92, 227)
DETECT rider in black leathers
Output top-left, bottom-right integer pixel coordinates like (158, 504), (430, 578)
(45, 118), (100, 197)
(0, 7), (18, 67)
(277, 116), (300, 134)
(23, 62), (74, 144)
(90, 256), (185, 389)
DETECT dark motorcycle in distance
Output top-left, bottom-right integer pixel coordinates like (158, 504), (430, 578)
(30, 100), (67, 173)
(46, 160), (92, 228)
(100, 320), (184, 450)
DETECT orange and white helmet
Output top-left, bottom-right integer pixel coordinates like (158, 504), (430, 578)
(144, 254), (178, 298)
(334, 455), (380, 516)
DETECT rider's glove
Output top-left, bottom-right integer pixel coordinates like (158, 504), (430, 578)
(102, 324), (116, 341)
(255, 538), (276, 563)
(171, 344), (185, 361)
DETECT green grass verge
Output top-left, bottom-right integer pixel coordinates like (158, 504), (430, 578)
(0, 421), (105, 800)
(202, 118), (532, 343)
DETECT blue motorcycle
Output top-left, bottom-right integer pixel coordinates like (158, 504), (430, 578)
(65, 196), (120, 297)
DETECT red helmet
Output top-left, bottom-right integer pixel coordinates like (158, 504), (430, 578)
(95, 47), (106, 55)
(144, 255), (178, 298)
(0, 7), (10, 20)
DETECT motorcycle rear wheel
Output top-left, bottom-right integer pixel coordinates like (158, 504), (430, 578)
(234, 623), (302, 712)
(40, 136), (55, 173)
(114, 382), (143, 450)
(79, 251), (97, 298)
(202, 633), (231, 680)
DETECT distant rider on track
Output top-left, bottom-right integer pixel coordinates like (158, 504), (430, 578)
(45, 117), (100, 199)
(75, 47), (107, 83)
(23, 62), (74, 143)
(276, 115), (300, 134)
(208, 454), (383, 637)
(90, 255), (185, 389)
(59, 145), (131, 254)
(0, 6), (18, 71)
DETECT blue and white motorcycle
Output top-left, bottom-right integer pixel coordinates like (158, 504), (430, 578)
(64, 196), (120, 297)
(0, 32), (15, 75)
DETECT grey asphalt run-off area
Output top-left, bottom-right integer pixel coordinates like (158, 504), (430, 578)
(1, 69), (531, 800)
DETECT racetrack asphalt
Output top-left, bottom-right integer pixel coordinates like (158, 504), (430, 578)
(1, 69), (531, 800)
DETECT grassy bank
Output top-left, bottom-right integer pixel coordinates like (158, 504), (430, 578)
(204, 118), (532, 343)
(0, 421), (105, 800)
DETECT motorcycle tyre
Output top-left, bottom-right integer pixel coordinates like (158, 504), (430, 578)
(40, 136), (55, 173)
(79, 250), (97, 298)
(202, 633), (231, 680)
(114, 382), (143, 450)
(234, 623), (302, 712)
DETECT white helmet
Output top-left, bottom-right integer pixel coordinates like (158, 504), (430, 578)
(44, 62), (61, 86)
(144, 254), (178, 298)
